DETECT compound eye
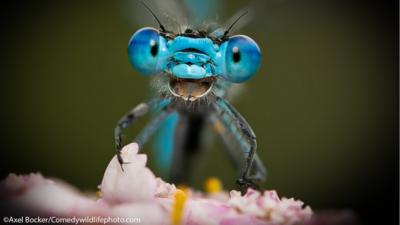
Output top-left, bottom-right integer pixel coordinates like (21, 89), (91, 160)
(128, 27), (162, 75)
(224, 35), (261, 83)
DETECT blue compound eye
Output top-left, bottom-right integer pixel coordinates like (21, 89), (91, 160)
(128, 27), (162, 75)
(224, 35), (261, 83)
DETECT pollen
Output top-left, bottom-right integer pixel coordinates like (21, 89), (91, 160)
(204, 177), (222, 193)
(171, 189), (187, 225)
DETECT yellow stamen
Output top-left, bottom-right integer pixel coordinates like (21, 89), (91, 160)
(171, 189), (187, 225)
(95, 190), (102, 199)
(176, 184), (190, 195)
(204, 177), (222, 193)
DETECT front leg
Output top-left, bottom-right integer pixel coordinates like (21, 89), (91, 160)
(114, 98), (164, 170)
(211, 97), (267, 193)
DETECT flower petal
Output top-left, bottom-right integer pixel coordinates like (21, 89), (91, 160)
(100, 143), (157, 204)
(112, 202), (168, 225)
(0, 173), (107, 216)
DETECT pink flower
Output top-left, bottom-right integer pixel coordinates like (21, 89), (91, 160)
(100, 143), (158, 204)
(155, 178), (177, 198)
(112, 203), (167, 225)
(184, 198), (232, 225)
(0, 143), (169, 224)
(179, 189), (312, 225)
(0, 173), (107, 216)
(0, 143), (355, 225)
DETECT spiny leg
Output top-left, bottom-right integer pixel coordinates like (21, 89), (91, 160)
(211, 97), (267, 193)
(220, 103), (266, 186)
(134, 108), (174, 148)
(114, 98), (168, 170)
(209, 113), (266, 192)
(208, 114), (242, 171)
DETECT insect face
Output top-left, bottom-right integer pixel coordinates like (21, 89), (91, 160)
(128, 27), (261, 101)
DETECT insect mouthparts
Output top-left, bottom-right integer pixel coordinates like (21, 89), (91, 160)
(180, 48), (206, 55)
(168, 76), (215, 101)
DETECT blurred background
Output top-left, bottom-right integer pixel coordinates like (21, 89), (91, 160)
(0, 0), (398, 224)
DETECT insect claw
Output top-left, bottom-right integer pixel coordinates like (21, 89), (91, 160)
(116, 152), (132, 172)
(118, 160), (132, 172)
(236, 177), (260, 194)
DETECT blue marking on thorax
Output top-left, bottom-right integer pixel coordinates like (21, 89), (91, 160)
(153, 112), (179, 174)
(155, 98), (171, 110)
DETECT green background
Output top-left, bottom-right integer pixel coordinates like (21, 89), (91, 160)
(1, 1), (397, 224)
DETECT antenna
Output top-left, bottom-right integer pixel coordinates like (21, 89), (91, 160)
(140, 1), (167, 32)
(223, 11), (248, 37)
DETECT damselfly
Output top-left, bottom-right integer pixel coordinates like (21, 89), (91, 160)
(115, 1), (267, 191)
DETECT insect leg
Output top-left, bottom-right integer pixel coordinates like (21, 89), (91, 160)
(114, 98), (167, 170)
(133, 108), (175, 149)
(211, 98), (267, 192)
(209, 112), (267, 190)
(208, 113), (242, 170)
